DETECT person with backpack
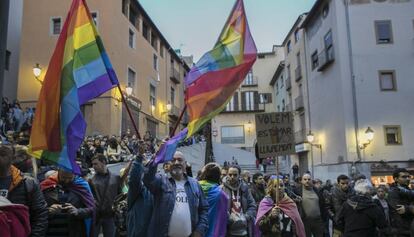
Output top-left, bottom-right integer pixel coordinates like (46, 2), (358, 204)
(0, 145), (48, 237)
(90, 154), (122, 237)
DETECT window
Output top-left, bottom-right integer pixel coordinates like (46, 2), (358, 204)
(324, 30), (333, 49)
(160, 44), (164, 58)
(142, 22), (149, 41)
(221, 126), (245, 144)
(129, 5), (138, 28)
(129, 29), (135, 48)
(51, 17), (61, 35)
(384, 125), (402, 145)
(282, 99), (285, 112)
(276, 81), (279, 94)
(153, 54), (158, 71)
(122, 0), (128, 16)
(5, 50), (11, 71)
(225, 93), (239, 112)
(280, 75), (284, 88)
(244, 70), (254, 85)
(379, 71), (396, 91)
(287, 40), (292, 53)
(259, 93), (272, 104)
(170, 87), (175, 105)
(294, 29), (300, 43)
(91, 12), (98, 26)
(311, 50), (319, 70)
(287, 65), (291, 79)
(127, 67), (136, 92)
(242, 91), (258, 111)
(277, 105), (280, 112)
(151, 32), (158, 51)
(150, 84), (156, 107)
(375, 20), (393, 44)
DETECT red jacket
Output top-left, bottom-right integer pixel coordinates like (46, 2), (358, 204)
(0, 197), (31, 237)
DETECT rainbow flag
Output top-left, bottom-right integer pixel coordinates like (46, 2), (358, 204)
(153, 128), (188, 165)
(199, 180), (229, 237)
(29, 0), (118, 173)
(185, 0), (257, 137)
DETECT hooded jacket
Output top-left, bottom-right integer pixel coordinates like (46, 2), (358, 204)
(337, 195), (388, 237)
(0, 196), (31, 237)
(6, 165), (48, 237)
(221, 179), (257, 237)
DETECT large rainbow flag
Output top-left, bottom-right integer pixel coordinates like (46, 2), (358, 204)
(185, 0), (257, 137)
(29, 0), (118, 173)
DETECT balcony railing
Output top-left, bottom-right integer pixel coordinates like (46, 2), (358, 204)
(295, 95), (304, 111)
(286, 77), (292, 90)
(242, 76), (258, 87)
(170, 68), (180, 84)
(317, 47), (335, 72)
(222, 103), (265, 113)
(295, 66), (302, 81)
(295, 129), (306, 144)
(168, 105), (180, 119)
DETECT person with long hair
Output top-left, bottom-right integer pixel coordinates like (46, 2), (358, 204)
(199, 163), (229, 237)
(256, 178), (305, 237)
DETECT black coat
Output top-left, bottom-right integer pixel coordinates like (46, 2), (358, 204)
(8, 176), (48, 237)
(337, 195), (388, 237)
(387, 184), (414, 235)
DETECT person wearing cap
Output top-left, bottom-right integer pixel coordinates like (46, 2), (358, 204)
(143, 151), (209, 237)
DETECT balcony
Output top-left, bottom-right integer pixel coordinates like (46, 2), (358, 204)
(222, 103), (265, 113)
(286, 77), (292, 91)
(317, 47), (335, 72)
(241, 76), (258, 87)
(295, 66), (302, 81)
(295, 95), (304, 111)
(170, 68), (180, 84)
(295, 129), (306, 144)
(168, 105), (180, 119)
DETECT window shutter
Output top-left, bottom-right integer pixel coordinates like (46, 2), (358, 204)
(254, 91), (259, 110)
(234, 92), (239, 111)
(241, 92), (246, 111)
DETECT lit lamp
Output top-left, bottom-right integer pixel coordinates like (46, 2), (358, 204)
(359, 126), (374, 150)
(246, 120), (252, 133)
(125, 85), (133, 97)
(307, 131), (322, 169)
(151, 104), (155, 112)
(166, 102), (172, 111)
(33, 63), (43, 84)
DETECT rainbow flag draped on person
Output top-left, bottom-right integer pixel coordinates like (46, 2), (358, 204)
(29, 0), (118, 174)
(199, 180), (229, 237)
(185, 0), (257, 138)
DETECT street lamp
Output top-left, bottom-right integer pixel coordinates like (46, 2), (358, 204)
(33, 63), (43, 84)
(307, 131), (323, 173)
(359, 126), (374, 150)
(166, 102), (172, 111)
(125, 84), (133, 97)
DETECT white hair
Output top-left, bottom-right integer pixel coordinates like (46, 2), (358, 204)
(173, 151), (185, 159)
(354, 179), (373, 195)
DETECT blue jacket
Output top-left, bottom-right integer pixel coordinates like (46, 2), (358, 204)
(127, 157), (153, 237)
(143, 163), (209, 237)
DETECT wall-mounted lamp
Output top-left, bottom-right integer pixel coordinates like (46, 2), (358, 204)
(125, 84), (133, 97)
(166, 102), (172, 111)
(307, 131), (323, 168)
(151, 104), (155, 112)
(33, 63), (43, 84)
(359, 127), (374, 150)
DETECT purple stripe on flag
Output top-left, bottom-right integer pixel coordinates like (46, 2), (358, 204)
(77, 70), (117, 105)
(154, 128), (188, 165)
(65, 111), (86, 174)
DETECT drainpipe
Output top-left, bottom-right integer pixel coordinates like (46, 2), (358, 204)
(344, 0), (362, 161)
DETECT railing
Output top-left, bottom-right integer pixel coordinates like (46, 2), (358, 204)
(242, 76), (258, 86)
(295, 129), (306, 144)
(317, 47), (335, 71)
(286, 76), (292, 90)
(295, 95), (304, 111)
(222, 103), (265, 113)
(170, 68), (180, 84)
(295, 65), (302, 81)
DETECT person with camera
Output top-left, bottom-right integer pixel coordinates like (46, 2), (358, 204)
(41, 168), (95, 237)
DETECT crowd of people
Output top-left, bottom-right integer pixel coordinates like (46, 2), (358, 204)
(1, 137), (414, 237)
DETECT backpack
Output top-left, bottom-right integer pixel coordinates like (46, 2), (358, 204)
(112, 192), (128, 237)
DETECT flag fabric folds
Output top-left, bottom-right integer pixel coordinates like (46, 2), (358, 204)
(199, 180), (229, 237)
(153, 128), (188, 165)
(185, 0), (257, 138)
(29, 0), (118, 173)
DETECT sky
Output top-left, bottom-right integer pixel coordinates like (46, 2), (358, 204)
(139, 0), (317, 61)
